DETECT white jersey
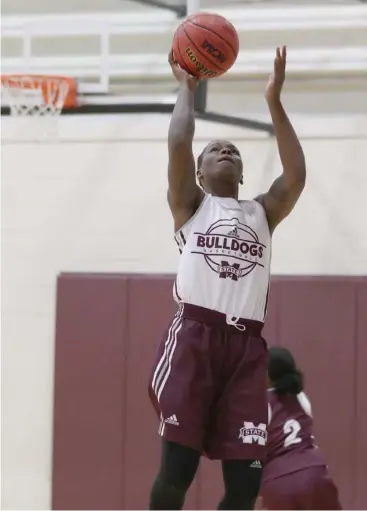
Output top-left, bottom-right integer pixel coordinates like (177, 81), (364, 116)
(173, 194), (271, 322)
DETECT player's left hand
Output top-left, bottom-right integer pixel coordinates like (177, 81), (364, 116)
(265, 46), (286, 103)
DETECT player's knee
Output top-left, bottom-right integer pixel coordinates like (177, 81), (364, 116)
(149, 441), (200, 510)
(149, 474), (186, 510)
(219, 459), (263, 510)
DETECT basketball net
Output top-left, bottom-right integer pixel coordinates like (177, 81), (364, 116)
(1, 75), (77, 142)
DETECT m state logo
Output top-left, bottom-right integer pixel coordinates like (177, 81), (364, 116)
(191, 218), (266, 281)
(239, 422), (267, 445)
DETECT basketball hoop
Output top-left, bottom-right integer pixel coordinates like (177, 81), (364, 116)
(1, 74), (78, 141)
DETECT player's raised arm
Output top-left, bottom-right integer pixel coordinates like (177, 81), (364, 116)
(256, 47), (306, 233)
(167, 51), (205, 231)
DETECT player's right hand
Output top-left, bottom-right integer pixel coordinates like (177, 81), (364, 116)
(168, 50), (199, 90)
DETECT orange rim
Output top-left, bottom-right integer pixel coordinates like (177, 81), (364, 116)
(1, 74), (78, 109)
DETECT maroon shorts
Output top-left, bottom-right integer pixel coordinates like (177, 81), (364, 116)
(149, 303), (268, 460)
(260, 466), (342, 510)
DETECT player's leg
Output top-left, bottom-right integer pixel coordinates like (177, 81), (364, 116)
(218, 459), (263, 510)
(149, 440), (200, 510)
(261, 467), (342, 510)
(317, 475), (342, 510)
(300, 467), (342, 510)
(149, 309), (209, 450)
(204, 331), (268, 509)
(148, 307), (215, 508)
(260, 474), (299, 510)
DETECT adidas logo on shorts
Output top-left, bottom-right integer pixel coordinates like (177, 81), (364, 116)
(250, 460), (262, 469)
(165, 414), (179, 426)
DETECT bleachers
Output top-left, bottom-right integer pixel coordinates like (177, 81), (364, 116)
(2, 4), (367, 96)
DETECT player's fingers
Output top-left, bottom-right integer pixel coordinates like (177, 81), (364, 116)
(168, 49), (175, 67)
(274, 59), (281, 74)
(274, 47), (281, 71)
(275, 48), (287, 77)
(282, 45), (287, 66)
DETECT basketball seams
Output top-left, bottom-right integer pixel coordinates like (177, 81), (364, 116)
(175, 25), (184, 66)
(187, 20), (238, 58)
(174, 25), (188, 73)
(182, 24), (225, 72)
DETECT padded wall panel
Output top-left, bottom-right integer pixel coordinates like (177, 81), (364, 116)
(355, 279), (367, 510)
(52, 274), (129, 510)
(277, 277), (357, 509)
(52, 274), (367, 509)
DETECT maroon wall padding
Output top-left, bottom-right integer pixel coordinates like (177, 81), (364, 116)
(355, 281), (367, 510)
(277, 277), (357, 508)
(52, 274), (367, 510)
(52, 275), (129, 510)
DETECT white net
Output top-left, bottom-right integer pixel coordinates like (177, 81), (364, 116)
(1, 75), (70, 142)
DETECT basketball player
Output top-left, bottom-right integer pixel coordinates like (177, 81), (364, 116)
(149, 46), (306, 510)
(259, 347), (342, 510)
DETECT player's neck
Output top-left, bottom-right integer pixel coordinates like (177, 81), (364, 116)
(205, 182), (239, 200)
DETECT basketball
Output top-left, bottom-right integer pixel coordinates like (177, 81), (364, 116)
(172, 13), (239, 79)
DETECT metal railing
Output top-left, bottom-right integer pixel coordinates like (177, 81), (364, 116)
(2, 4), (367, 93)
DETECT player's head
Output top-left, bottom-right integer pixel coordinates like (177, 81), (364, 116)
(196, 140), (243, 195)
(267, 347), (304, 396)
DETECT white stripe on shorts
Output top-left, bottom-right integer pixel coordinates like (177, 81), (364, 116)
(157, 320), (182, 400)
(151, 306), (183, 401)
(158, 414), (165, 436)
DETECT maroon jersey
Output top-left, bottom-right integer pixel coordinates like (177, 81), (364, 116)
(262, 390), (326, 482)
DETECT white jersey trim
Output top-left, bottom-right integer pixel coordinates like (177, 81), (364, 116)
(250, 199), (271, 239)
(297, 392), (313, 417)
(174, 193), (210, 237)
(267, 388), (313, 418)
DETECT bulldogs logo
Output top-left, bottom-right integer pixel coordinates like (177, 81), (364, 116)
(191, 218), (266, 281)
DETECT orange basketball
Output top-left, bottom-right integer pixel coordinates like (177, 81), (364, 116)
(172, 12), (239, 79)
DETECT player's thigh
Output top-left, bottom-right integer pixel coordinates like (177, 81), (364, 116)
(150, 314), (214, 451)
(262, 468), (342, 511)
(301, 467), (342, 510)
(261, 477), (298, 510)
(206, 336), (268, 459)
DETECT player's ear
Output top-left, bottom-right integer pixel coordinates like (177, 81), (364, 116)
(197, 169), (204, 189)
(240, 175), (243, 185)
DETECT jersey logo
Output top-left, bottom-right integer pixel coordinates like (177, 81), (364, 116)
(239, 422), (267, 445)
(191, 218), (266, 281)
(227, 226), (240, 238)
(219, 261), (241, 281)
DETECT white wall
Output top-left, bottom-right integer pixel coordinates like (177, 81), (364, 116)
(2, 112), (367, 510)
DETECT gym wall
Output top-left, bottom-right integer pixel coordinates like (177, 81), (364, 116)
(51, 273), (366, 510)
(2, 113), (367, 510)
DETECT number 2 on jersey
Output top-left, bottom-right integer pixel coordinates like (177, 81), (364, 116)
(283, 419), (302, 448)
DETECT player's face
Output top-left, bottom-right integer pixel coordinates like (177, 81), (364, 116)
(198, 140), (243, 185)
